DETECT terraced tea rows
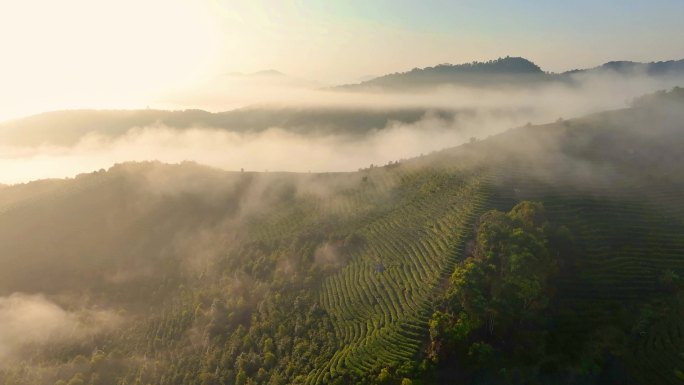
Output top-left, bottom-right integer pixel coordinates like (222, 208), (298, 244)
(488, 163), (684, 384)
(309, 168), (491, 383)
(633, 308), (684, 385)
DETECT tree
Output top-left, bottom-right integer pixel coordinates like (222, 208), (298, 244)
(429, 201), (568, 375)
(235, 369), (248, 385)
(376, 368), (391, 384)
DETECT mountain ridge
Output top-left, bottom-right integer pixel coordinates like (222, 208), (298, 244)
(336, 56), (684, 90)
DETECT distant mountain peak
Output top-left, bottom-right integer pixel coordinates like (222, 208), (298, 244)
(383, 56), (544, 79)
(337, 56), (545, 90)
(423, 56), (543, 74)
(560, 58), (684, 76)
(599, 61), (642, 72)
(338, 56), (684, 90)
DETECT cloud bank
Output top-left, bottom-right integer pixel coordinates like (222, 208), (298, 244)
(1, 71), (683, 184)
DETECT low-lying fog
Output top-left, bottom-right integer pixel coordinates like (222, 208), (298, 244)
(1, 71), (682, 184)
(0, 293), (121, 365)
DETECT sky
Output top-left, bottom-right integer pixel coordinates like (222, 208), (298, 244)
(1, 0), (683, 120)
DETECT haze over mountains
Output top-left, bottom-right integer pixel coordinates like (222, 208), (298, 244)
(2, 57), (683, 184)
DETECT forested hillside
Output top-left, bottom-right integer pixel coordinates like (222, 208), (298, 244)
(1, 89), (684, 385)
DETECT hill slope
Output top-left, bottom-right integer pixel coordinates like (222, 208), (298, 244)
(1, 89), (684, 384)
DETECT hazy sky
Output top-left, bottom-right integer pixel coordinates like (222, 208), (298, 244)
(1, 0), (683, 120)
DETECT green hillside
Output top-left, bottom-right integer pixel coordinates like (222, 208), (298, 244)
(1, 89), (684, 385)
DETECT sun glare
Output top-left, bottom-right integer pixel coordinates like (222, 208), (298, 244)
(0, 0), (222, 121)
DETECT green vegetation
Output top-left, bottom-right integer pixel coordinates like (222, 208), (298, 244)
(1, 89), (684, 384)
(427, 202), (573, 383)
